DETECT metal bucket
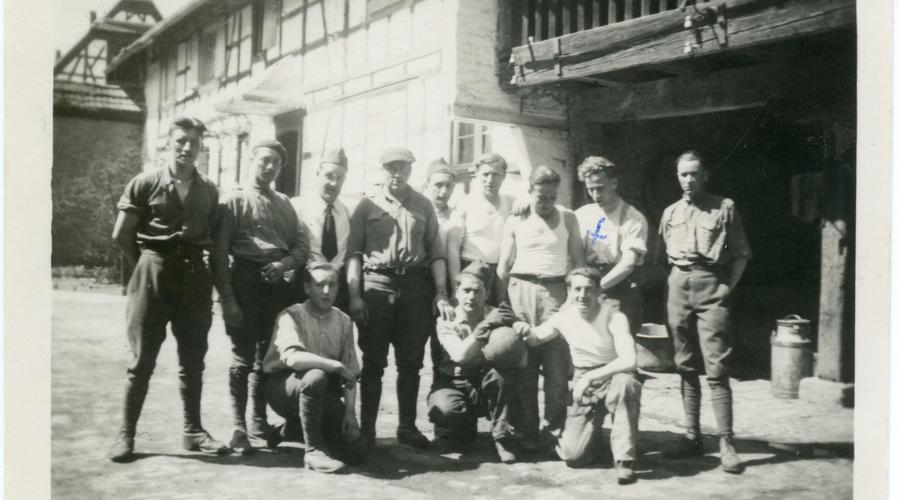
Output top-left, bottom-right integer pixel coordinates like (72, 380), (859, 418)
(771, 314), (814, 399)
(636, 323), (675, 373)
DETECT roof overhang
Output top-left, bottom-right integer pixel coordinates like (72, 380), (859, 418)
(509, 0), (856, 87)
(213, 56), (306, 116)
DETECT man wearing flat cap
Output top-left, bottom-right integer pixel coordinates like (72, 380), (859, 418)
(214, 138), (310, 453)
(292, 148), (352, 310)
(347, 147), (454, 449)
(427, 260), (530, 463)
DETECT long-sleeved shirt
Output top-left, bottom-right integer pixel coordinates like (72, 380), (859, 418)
(291, 194), (351, 269)
(262, 302), (360, 376)
(575, 200), (648, 266)
(214, 186), (309, 293)
(348, 186), (445, 268)
(117, 167), (219, 249)
(659, 193), (752, 267)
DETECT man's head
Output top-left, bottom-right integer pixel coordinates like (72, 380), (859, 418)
(676, 150), (708, 199)
(303, 262), (340, 311)
(424, 158), (456, 211)
(474, 153), (507, 197)
(169, 116), (206, 169)
(566, 267), (602, 316)
(380, 148), (415, 193)
(317, 148), (349, 204)
(528, 165), (561, 218)
(250, 139), (287, 188)
(454, 260), (492, 314)
(578, 156), (620, 208)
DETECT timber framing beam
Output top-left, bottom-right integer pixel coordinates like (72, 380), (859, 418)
(510, 0), (855, 87)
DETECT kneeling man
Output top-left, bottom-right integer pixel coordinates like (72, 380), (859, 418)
(521, 267), (641, 484)
(261, 262), (366, 473)
(427, 261), (530, 463)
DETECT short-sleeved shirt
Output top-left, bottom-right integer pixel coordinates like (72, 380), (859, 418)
(452, 193), (515, 264)
(215, 186), (309, 289)
(575, 200), (648, 266)
(348, 186), (445, 268)
(535, 303), (620, 369)
(434, 305), (492, 380)
(659, 193), (753, 267)
(116, 167), (219, 249)
(262, 302), (359, 376)
(292, 194), (351, 269)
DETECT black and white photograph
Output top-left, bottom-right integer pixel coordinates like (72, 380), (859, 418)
(28, 0), (888, 498)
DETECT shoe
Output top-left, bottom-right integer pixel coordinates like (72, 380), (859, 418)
(228, 429), (255, 456)
(304, 448), (346, 473)
(107, 432), (135, 463)
(664, 435), (705, 459)
(361, 430), (376, 450)
(183, 430), (230, 455)
(519, 434), (542, 454)
(719, 435), (743, 474)
(397, 427), (430, 448)
(494, 438), (517, 464)
(615, 460), (637, 485)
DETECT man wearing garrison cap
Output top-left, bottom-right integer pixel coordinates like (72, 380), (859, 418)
(427, 260), (530, 463)
(292, 147), (352, 310)
(422, 158), (458, 253)
(347, 147), (454, 449)
(214, 139), (310, 453)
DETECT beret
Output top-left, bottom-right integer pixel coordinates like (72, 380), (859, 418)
(380, 147), (416, 165)
(320, 147), (348, 168)
(252, 139), (288, 165)
(426, 158), (454, 181)
(482, 326), (527, 371)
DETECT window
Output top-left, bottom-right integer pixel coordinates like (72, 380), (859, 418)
(198, 28), (217, 83)
(258, 0), (281, 52)
(224, 6), (254, 81)
(452, 121), (492, 165)
(174, 38), (197, 101)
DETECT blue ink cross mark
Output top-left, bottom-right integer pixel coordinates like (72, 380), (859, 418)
(586, 217), (608, 242)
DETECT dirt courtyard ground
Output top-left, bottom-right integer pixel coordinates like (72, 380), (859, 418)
(51, 289), (853, 500)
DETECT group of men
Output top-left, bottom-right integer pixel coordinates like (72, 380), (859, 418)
(106, 115), (752, 484)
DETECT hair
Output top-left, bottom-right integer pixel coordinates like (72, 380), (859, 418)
(304, 261), (339, 283)
(528, 165), (561, 189)
(676, 150), (705, 168)
(169, 116), (207, 136)
(577, 156), (619, 181)
(475, 155), (508, 173)
(566, 267), (602, 288)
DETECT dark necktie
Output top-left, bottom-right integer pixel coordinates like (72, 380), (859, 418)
(322, 203), (338, 262)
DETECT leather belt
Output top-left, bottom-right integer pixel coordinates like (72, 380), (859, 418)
(674, 263), (720, 272)
(365, 266), (429, 277)
(510, 273), (566, 284)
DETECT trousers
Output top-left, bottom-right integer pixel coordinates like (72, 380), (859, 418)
(666, 268), (733, 378)
(427, 368), (515, 442)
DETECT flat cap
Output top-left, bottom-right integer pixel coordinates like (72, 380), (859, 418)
(475, 152), (508, 169)
(460, 259), (493, 288)
(380, 147), (416, 165)
(426, 158), (455, 181)
(252, 139), (288, 165)
(320, 147), (348, 168)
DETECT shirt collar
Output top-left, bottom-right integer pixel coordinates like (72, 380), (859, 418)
(382, 184), (411, 204)
(162, 165), (198, 185)
(682, 191), (709, 206)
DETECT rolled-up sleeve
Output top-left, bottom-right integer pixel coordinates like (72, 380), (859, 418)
(620, 209), (649, 258)
(117, 174), (148, 214)
(274, 311), (308, 369)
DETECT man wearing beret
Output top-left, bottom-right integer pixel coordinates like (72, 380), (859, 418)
(520, 267), (641, 484)
(214, 139), (310, 453)
(292, 148), (352, 311)
(427, 260), (530, 463)
(658, 151), (751, 474)
(347, 147), (454, 449)
(108, 116), (228, 462)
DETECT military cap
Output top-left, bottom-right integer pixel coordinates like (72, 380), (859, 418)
(426, 158), (455, 181)
(380, 147), (416, 165)
(252, 139), (288, 165)
(460, 259), (493, 288)
(320, 147), (348, 168)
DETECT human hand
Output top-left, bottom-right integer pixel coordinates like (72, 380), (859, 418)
(221, 297), (244, 329)
(572, 376), (593, 403)
(512, 321), (531, 339)
(261, 261), (287, 284)
(332, 362), (356, 385)
(435, 297), (455, 322)
(349, 296), (368, 325)
(510, 197), (531, 217)
(713, 283), (732, 301)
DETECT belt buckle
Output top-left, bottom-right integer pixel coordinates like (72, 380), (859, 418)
(394, 267), (407, 276)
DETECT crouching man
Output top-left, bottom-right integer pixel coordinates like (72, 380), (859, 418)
(261, 262), (367, 473)
(520, 267), (641, 484)
(427, 261), (530, 463)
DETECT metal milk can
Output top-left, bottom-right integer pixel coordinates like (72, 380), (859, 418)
(770, 314), (814, 398)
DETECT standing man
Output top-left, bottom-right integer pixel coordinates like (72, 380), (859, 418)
(292, 148), (351, 310)
(261, 262), (367, 473)
(347, 147), (454, 449)
(520, 267), (641, 484)
(574, 156), (649, 333)
(422, 158), (458, 254)
(497, 165), (584, 448)
(659, 151), (751, 474)
(447, 153), (515, 301)
(214, 139), (310, 453)
(107, 116), (228, 462)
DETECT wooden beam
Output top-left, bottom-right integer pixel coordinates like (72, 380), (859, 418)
(452, 103), (568, 130)
(574, 76), (630, 88)
(511, 0), (855, 86)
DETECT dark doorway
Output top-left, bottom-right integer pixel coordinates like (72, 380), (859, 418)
(276, 130), (300, 196)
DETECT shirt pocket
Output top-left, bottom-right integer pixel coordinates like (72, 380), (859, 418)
(366, 208), (395, 245)
(665, 214), (690, 251)
(409, 210), (427, 245)
(696, 212), (724, 256)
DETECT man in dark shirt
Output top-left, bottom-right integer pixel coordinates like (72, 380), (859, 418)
(214, 139), (310, 453)
(107, 116), (228, 462)
(347, 147), (454, 449)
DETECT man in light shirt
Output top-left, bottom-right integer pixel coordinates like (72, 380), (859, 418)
(448, 153), (515, 302)
(292, 148), (351, 310)
(520, 267), (641, 484)
(574, 156), (649, 333)
(422, 158), (458, 254)
(261, 262), (366, 473)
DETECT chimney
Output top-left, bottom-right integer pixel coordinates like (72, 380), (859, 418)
(89, 10), (97, 23)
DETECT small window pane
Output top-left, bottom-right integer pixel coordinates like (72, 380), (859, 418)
(281, 13), (303, 53)
(283, 0), (303, 15)
(458, 122), (474, 138)
(458, 136), (474, 164)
